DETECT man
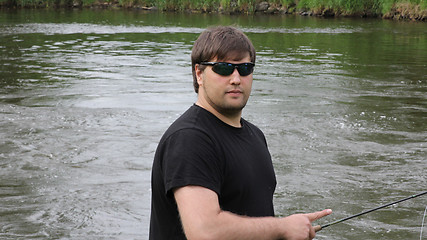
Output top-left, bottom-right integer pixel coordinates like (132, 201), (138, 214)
(150, 26), (331, 240)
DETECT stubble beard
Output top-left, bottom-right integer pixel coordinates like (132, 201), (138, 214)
(203, 85), (249, 118)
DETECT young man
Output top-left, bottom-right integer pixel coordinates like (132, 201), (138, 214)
(150, 26), (331, 240)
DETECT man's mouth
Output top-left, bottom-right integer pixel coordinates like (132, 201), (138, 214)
(227, 89), (243, 94)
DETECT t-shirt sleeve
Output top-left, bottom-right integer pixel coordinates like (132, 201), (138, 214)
(161, 128), (223, 197)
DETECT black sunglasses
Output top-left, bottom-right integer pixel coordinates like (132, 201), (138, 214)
(200, 62), (255, 76)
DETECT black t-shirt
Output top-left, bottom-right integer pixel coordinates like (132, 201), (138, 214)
(149, 105), (276, 239)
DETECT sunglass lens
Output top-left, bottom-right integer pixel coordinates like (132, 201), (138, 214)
(212, 63), (234, 76)
(237, 63), (254, 76)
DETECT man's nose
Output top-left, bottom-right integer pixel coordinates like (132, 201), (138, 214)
(229, 68), (241, 84)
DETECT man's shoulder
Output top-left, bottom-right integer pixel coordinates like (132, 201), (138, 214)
(161, 105), (212, 141)
(241, 118), (265, 135)
(167, 105), (204, 130)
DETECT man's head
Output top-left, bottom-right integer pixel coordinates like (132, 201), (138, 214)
(191, 26), (256, 93)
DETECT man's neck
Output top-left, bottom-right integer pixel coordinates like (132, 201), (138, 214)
(195, 101), (242, 128)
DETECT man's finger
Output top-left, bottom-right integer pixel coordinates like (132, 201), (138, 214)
(305, 209), (332, 222)
(313, 225), (322, 232)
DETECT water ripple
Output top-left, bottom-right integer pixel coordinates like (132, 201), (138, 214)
(0, 23), (363, 36)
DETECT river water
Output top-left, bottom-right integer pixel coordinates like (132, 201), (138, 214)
(0, 9), (426, 240)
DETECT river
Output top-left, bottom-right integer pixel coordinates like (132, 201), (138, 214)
(0, 9), (426, 240)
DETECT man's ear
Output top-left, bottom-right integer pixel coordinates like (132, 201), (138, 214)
(195, 64), (203, 86)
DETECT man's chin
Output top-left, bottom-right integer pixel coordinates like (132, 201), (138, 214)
(217, 103), (246, 116)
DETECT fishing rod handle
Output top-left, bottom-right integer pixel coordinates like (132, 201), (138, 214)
(313, 225), (322, 232)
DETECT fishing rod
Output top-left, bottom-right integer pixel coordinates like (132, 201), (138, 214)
(314, 190), (427, 232)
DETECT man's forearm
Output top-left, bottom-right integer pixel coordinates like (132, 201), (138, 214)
(175, 186), (331, 240)
(183, 210), (284, 240)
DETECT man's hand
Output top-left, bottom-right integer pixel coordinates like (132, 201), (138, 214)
(280, 209), (332, 240)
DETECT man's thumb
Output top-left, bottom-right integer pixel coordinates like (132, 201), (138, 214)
(306, 209), (332, 222)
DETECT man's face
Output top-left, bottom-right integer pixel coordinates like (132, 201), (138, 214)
(196, 54), (253, 117)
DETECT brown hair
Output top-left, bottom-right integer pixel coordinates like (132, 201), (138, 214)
(191, 26), (256, 93)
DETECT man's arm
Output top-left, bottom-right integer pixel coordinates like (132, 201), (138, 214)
(174, 185), (332, 240)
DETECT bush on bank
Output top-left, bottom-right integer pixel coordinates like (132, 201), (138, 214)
(1, 0), (426, 21)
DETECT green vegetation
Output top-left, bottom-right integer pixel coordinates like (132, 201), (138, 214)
(296, 0), (426, 19)
(1, 0), (426, 21)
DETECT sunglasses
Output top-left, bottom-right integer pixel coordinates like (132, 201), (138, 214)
(200, 62), (255, 76)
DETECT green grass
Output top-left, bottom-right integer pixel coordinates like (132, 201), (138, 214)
(1, 0), (425, 20)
